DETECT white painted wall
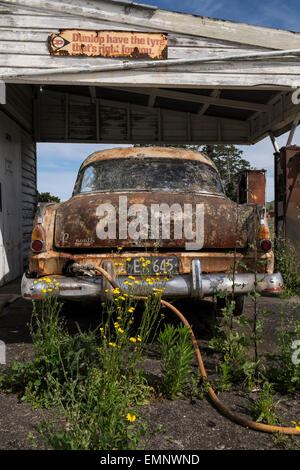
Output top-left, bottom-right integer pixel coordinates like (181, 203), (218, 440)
(0, 111), (23, 286)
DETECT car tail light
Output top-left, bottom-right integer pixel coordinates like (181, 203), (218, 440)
(260, 238), (272, 252)
(258, 224), (272, 252)
(31, 225), (45, 253)
(258, 224), (271, 240)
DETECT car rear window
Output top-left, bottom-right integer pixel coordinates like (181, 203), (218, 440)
(75, 158), (224, 194)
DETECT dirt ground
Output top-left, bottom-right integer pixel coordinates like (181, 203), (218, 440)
(0, 281), (299, 451)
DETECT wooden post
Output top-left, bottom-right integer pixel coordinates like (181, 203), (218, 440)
(0, 82), (5, 104)
(275, 146), (300, 271)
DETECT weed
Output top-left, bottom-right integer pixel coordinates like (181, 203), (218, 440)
(209, 294), (255, 388)
(157, 323), (194, 399)
(249, 381), (279, 426)
(274, 235), (300, 297)
(265, 300), (300, 393)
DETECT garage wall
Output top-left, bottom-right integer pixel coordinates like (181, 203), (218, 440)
(0, 111), (22, 285)
(0, 84), (36, 284)
(21, 132), (36, 270)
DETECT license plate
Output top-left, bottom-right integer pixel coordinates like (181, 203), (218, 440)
(127, 256), (179, 275)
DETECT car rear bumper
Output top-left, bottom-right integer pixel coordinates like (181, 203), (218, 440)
(22, 260), (283, 301)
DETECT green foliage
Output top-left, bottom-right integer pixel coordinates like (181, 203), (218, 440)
(157, 324), (194, 398)
(37, 191), (60, 203)
(0, 293), (165, 449)
(274, 235), (300, 297)
(265, 302), (300, 394)
(201, 144), (250, 201)
(210, 295), (255, 388)
(266, 201), (275, 211)
(249, 382), (279, 426)
(0, 297), (100, 408)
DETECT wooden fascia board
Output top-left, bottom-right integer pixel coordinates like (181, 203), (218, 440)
(2, 0), (300, 50)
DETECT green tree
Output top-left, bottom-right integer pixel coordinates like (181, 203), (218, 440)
(37, 191), (60, 203)
(201, 145), (250, 201)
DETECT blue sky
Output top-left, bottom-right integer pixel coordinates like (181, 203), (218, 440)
(37, 0), (300, 202)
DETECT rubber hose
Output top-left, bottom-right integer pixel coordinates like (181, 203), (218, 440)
(96, 266), (300, 435)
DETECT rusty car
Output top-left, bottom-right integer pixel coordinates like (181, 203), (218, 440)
(21, 147), (283, 313)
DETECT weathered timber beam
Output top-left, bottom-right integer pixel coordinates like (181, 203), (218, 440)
(198, 89), (220, 115)
(286, 112), (300, 146)
(2, 0), (300, 50)
(112, 86), (270, 112)
(3, 47), (300, 80)
(0, 81), (5, 104)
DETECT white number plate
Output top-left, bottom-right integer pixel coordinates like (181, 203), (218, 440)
(127, 256), (179, 275)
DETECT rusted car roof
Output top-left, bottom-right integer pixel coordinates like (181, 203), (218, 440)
(80, 147), (218, 171)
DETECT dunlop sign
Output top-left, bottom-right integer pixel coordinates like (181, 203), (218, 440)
(48, 30), (168, 59)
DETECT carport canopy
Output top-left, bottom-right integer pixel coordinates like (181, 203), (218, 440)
(0, 0), (300, 146)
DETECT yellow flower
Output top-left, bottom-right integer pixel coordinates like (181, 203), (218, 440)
(137, 335), (142, 342)
(134, 280), (139, 284)
(126, 413), (136, 422)
(109, 342), (116, 347)
(117, 328), (124, 334)
(47, 288), (53, 292)
(100, 327), (104, 332)
(117, 246), (123, 251)
(126, 258), (132, 261)
(42, 289), (47, 293)
(128, 276), (135, 280)
(129, 337), (137, 343)
(128, 307), (135, 313)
